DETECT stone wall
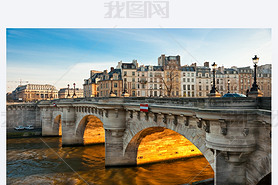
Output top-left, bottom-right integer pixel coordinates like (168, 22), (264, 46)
(6, 103), (41, 129)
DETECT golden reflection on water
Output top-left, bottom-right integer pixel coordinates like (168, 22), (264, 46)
(7, 137), (214, 185)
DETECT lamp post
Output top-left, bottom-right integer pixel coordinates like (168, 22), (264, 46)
(67, 84), (70, 98)
(122, 81), (129, 97)
(110, 77), (116, 97)
(248, 55), (263, 97)
(228, 79), (230, 93)
(208, 62), (221, 97)
(72, 83), (76, 98)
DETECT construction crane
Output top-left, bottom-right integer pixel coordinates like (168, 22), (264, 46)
(7, 79), (29, 86)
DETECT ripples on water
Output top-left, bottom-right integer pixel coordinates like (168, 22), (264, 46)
(7, 137), (213, 185)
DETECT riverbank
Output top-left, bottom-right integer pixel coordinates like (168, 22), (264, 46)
(7, 128), (42, 138)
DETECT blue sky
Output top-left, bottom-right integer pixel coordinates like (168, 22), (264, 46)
(6, 28), (271, 92)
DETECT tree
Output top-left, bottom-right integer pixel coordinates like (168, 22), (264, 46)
(160, 69), (180, 97)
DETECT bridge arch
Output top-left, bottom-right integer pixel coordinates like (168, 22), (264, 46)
(75, 114), (105, 145)
(124, 124), (214, 169)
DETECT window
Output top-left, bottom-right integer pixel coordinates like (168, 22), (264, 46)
(188, 92), (191, 97)
(150, 78), (153, 82)
(114, 90), (117, 95)
(114, 83), (118, 88)
(132, 83), (135, 89)
(137, 84), (140, 88)
(199, 92), (202, 97)
(150, 72), (153, 77)
(142, 84), (145, 89)
(138, 91), (140, 96)
(188, 85), (190, 90)
(187, 73), (190, 77)
(183, 78), (186, 82)
(132, 78), (135, 82)
(187, 78), (190, 82)
(192, 85), (194, 90)
(132, 72), (135, 76)
(191, 73), (194, 77)
(154, 91), (157, 96)
(199, 85), (202, 91)
(183, 85), (186, 90)
(176, 91), (179, 96)
(183, 72), (186, 76)
(124, 71), (127, 76)
(191, 78), (194, 82)
(206, 86), (209, 90)
(132, 91), (136, 96)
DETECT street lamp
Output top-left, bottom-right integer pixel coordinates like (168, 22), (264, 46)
(210, 62), (217, 94)
(227, 80), (230, 93)
(248, 55), (263, 97)
(208, 62), (221, 97)
(110, 77), (116, 97)
(72, 83), (76, 98)
(250, 55), (259, 91)
(67, 84), (70, 98)
(122, 81), (129, 97)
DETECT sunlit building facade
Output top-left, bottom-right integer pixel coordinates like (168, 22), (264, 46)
(9, 84), (58, 102)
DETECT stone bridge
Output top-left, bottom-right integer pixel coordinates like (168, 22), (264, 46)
(6, 97), (271, 185)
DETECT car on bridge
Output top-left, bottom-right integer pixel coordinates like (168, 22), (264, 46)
(14, 125), (25, 130)
(222, 93), (247, 98)
(24, 125), (34, 130)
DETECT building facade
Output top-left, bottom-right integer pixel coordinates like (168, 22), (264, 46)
(58, 88), (83, 99)
(196, 64), (211, 97)
(238, 67), (253, 95)
(9, 84), (58, 102)
(181, 66), (196, 97)
(83, 70), (102, 97)
(257, 64), (271, 97)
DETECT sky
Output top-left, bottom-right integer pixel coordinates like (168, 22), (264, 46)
(6, 28), (271, 92)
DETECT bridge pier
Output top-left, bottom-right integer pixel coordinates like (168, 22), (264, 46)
(105, 128), (136, 167)
(213, 151), (249, 184)
(61, 107), (83, 146)
(41, 108), (56, 136)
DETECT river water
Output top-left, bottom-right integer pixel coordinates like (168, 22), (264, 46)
(7, 137), (214, 185)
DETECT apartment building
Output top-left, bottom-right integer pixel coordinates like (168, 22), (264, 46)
(181, 66), (196, 97)
(238, 67), (253, 95)
(224, 68), (239, 94)
(257, 64), (271, 97)
(196, 64), (211, 97)
(83, 70), (102, 97)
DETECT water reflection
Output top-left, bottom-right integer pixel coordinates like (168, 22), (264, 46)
(7, 137), (213, 185)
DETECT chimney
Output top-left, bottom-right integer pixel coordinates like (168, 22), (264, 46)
(204, 62), (209, 67)
(110, 67), (114, 72)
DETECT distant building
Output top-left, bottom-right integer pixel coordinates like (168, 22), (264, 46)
(158, 54), (181, 97)
(196, 63), (211, 97)
(58, 88), (83, 99)
(181, 65), (196, 97)
(238, 67), (253, 95)
(257, 64), (271, 97)
(97, 67), (123, 97)
(224, 68), (239, 94)
(8, 84), (58, 102)
(117, 60), (138, 97)
(83, 70), (102, 97)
